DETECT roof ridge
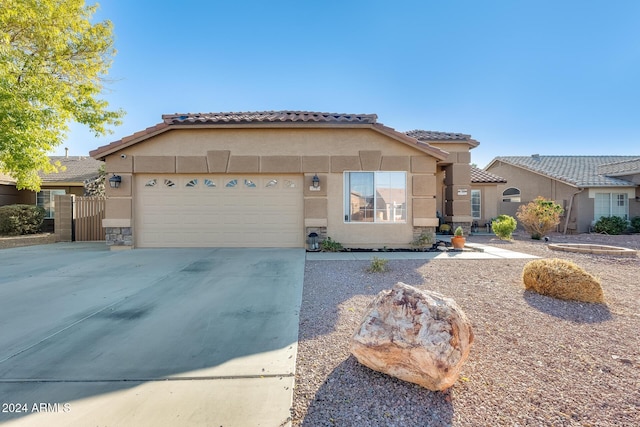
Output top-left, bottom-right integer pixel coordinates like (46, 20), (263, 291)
(162, 111), (378, 125)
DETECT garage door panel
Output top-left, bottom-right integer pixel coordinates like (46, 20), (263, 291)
(135, 174), (303, 247)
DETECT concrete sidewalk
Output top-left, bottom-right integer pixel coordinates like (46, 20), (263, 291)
(306, 242), (539, 260)
(0, 244), (305, 427)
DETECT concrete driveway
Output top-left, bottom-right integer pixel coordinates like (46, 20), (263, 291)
(0, 243), (305, 426)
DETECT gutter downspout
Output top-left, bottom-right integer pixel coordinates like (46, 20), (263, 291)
(563, 188), (584, 234)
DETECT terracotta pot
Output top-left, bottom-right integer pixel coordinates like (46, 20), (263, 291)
(451, 236), (466, 249)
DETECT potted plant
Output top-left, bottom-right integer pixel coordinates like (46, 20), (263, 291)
(451, 226), (466, 249)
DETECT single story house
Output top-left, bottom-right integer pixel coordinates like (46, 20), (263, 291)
(485, 155), (640, 233)
(90, 111), (480, 249)
(0, 155), (104, 231)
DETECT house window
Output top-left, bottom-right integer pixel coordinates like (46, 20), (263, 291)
(502, 187), (521, 202)
(595, 193), (628, 221)
(36, 189), (66, 219)
(471, 190), (481, 219)
(344, 172), (406, 223)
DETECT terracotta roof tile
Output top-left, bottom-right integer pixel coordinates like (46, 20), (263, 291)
(162, 111), (379, 125)
(471, 167), (506, 183)
(405, 129), (472, 141)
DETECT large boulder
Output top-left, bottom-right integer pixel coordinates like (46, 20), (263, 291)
(350, 282), (473, 391)
(522, 258), (605, 303)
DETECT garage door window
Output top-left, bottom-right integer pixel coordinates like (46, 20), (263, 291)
(344, 172), (406, 223)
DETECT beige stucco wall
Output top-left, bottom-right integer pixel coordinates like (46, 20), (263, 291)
(113, 128), (425, 158)
(487, 161), (581, 205)
(470, 183), (499, 226)
(102, 126), (444, 248)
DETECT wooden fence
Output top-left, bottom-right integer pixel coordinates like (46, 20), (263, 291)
(74, 196), (105, 241)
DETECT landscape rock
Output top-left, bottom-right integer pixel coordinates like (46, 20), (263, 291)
(350, 282), (474, 391)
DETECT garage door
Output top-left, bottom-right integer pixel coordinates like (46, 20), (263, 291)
(135, 174), (304, 248)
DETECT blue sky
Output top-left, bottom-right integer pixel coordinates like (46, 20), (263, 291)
(63, 0), (640, 168)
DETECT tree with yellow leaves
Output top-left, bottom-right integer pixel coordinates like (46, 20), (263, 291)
(0, 0), (123, 190)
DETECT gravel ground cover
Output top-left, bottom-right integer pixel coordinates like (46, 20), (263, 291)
(292, 233), (640, 426)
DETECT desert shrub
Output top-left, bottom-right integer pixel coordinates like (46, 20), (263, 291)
(0, 204), (46, 236)
(593, 216), (628, 235)
(522, 258), (604, 303)
(367, 256), (389, 273)
(631, 216), (640, 233)
(516, 197), (564, 239)
(320, 236), (344, 252)
(491, 214), (517, 240)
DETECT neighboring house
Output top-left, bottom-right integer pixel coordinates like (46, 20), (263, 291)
(90, 111), (480, 249)
(0, 155), (104, 231)
(485, 155), (640, 233)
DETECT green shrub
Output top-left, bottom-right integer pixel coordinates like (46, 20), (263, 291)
(320, 236), (344, 252)
(491, 214), (517, 240)
(630, 216), (640, 233)
(0, 204), (46, 236)
(411, 230), (435, 249)
(367, 256), (389, 273)
(593, 216), (628, 235)
(516, 197), (564, 239)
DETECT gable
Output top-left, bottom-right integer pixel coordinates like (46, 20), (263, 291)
(91, 111), (449, 161)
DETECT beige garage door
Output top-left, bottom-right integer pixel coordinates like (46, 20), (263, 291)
(135, 174), (304, 248)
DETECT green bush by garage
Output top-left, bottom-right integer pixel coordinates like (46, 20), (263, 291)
(0, 205), (46, 236)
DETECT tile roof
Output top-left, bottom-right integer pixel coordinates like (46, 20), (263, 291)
(489, 156), (640, 187)
(90, 111), (450, 161)
(0, 172), (16, 185)
(162, 111), (379, 125)
(471, 167), (506, 183)
(596, 158), (640, 176)
(39, 156), (103, 183)
(405, 130), (480, 147)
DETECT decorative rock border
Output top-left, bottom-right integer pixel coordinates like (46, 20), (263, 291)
(0, 233), (56, 249)
(548, 243), (637, 257)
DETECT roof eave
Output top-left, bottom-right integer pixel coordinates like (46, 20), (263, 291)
(92, 120), (451, 161)
(90, 122), (171, 160)
(41, 181), (86, 186)
(372, 124), (449, 160)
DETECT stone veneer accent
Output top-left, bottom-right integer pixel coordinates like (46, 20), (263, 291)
(412, 226), (436, 242)
(305, 226), (327, 249)
(106, 227), (133, 247)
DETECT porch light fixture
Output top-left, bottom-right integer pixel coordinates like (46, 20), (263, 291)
(109, 174), (122, 189)
(312, 174), (320, 188)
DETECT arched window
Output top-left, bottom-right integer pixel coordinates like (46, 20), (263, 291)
(502, 187), (521, 202)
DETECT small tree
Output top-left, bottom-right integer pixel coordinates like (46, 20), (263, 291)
(516, 197), (564, 240)
(0, 0), (124, 190)
(491, 214), (517, 240)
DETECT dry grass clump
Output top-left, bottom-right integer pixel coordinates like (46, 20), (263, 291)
(522, 258), (605, 303)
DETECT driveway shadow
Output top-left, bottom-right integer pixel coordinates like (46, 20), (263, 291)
(523, 290), (612, 323)
(0, 246), (304, 424)
(301, 357), (454, 427)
